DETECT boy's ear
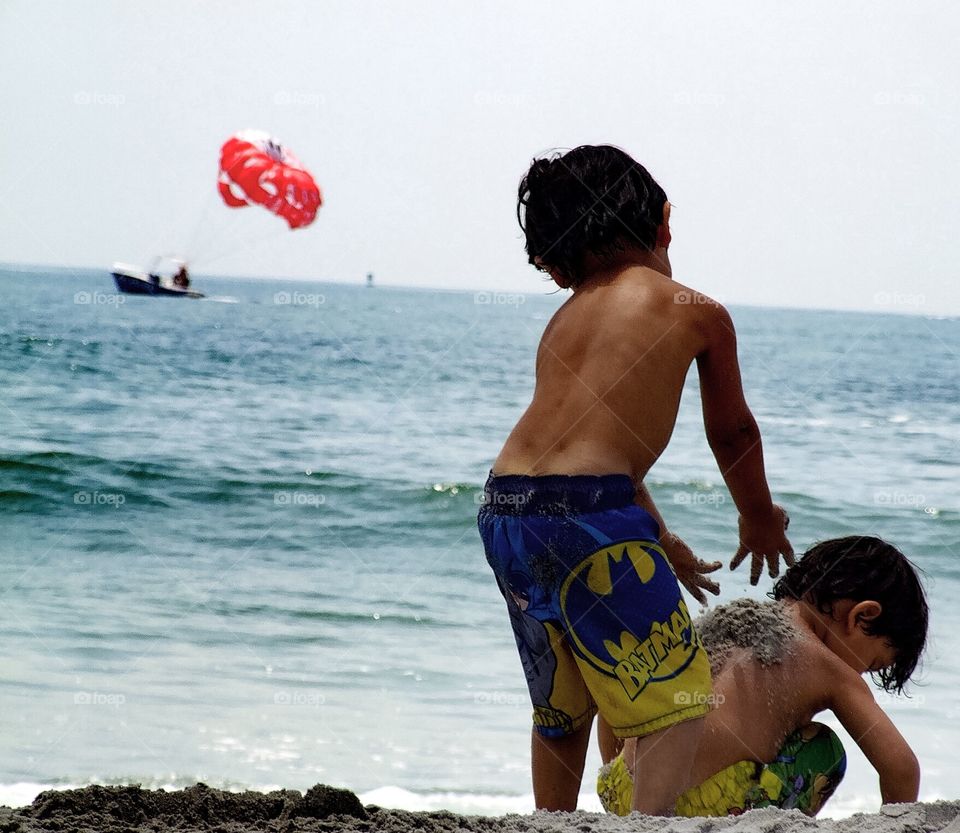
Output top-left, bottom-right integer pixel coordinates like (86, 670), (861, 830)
(656, 201), (672, 249)
(535, 256), (572, 289)
(849, 600), (882, 631)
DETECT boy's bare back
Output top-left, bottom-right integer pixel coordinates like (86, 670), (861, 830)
(693, 605), (829, 781)
(603, 538), (927, 813)
(494, 265), (722, 482)
(686, 602), (917, 800)
(498, 145), (792, 586)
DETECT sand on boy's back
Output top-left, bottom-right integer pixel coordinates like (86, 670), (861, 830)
(695, 598), (797, 676)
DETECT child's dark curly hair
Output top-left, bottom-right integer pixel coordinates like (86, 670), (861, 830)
(771, 536), (928, 694)
(517, 145), (667, 288)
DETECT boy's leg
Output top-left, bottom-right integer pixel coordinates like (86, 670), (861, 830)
(531, 718), (593, 811)
(630, 715), (706, 814)
(600, 723), (847, 818)
(760, 722), (846, 816)
(597, 715), (623, 764)
(480, 476), (711, 815)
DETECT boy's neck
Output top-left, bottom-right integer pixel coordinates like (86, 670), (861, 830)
(790, 600), (831, 644)
(573, 246), (672, 290)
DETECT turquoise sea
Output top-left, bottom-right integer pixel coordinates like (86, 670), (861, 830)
(1, 265), (958, 817)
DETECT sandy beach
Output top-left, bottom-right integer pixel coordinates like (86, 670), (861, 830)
(1, 783), (958, 833)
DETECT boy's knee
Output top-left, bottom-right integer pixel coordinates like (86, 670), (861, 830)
(535, 720), (592, 746)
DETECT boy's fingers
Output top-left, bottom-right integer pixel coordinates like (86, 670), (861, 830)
(767, 551), (780, 578)
(730, 545), (749, 571)
(683, 565), (723, 603)
(697, 575), (721, 596)
(679, 575), (705, 604)
(750, 553), (763, 585)
(783, 544), (796, 567)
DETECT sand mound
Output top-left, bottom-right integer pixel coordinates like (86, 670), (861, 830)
(695, 598), (796, 675)
(2, 783), (960, 833)
(1, 782), (365, 832)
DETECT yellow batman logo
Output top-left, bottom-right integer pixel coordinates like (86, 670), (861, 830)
(558, 539), (700, 696)
(559, 540), (659, 673)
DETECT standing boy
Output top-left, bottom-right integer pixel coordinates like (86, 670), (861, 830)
(478, 145), (792, 814)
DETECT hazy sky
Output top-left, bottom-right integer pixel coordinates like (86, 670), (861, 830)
(2, 1), (958, 314)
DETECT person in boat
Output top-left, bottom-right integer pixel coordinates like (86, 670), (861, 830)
(173, 264), (190, 289)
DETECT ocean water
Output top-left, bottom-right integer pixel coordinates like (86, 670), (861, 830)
(1, 264), (958, 817)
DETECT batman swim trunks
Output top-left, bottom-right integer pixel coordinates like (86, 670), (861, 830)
(597, 722), (846, 817)
(477, 472), (712, 738)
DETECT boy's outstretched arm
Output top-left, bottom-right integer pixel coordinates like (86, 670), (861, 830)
(634, 482), (722, 604)
(832, 674), (921, 803)
(694, 301), (793, 584)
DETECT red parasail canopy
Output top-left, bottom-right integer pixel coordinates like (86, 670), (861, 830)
(217, 130), (322, 229)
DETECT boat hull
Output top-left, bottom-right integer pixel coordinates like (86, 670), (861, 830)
(111, 264), (204, 298)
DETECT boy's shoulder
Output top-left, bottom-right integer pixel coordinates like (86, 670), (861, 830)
(790, 621), (870, 705)
(612, 270), (733, 331)
(674, 283), (732, 328)
(542, 270), (736, 360)
(655, 279), (739, 361)
(633, 273), (730, 333)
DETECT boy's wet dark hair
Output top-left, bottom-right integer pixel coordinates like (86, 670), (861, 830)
(517, 145), (667, 288)
(771, 536), (928, 694)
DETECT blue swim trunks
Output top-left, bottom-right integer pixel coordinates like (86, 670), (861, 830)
(478, 472), (712, 739)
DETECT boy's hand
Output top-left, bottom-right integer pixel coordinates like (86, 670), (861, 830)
(660, 530), (722, 605)
(730, 504), (794, 585)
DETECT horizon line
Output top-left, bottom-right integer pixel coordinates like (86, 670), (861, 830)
(0, 260), (953, 321)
